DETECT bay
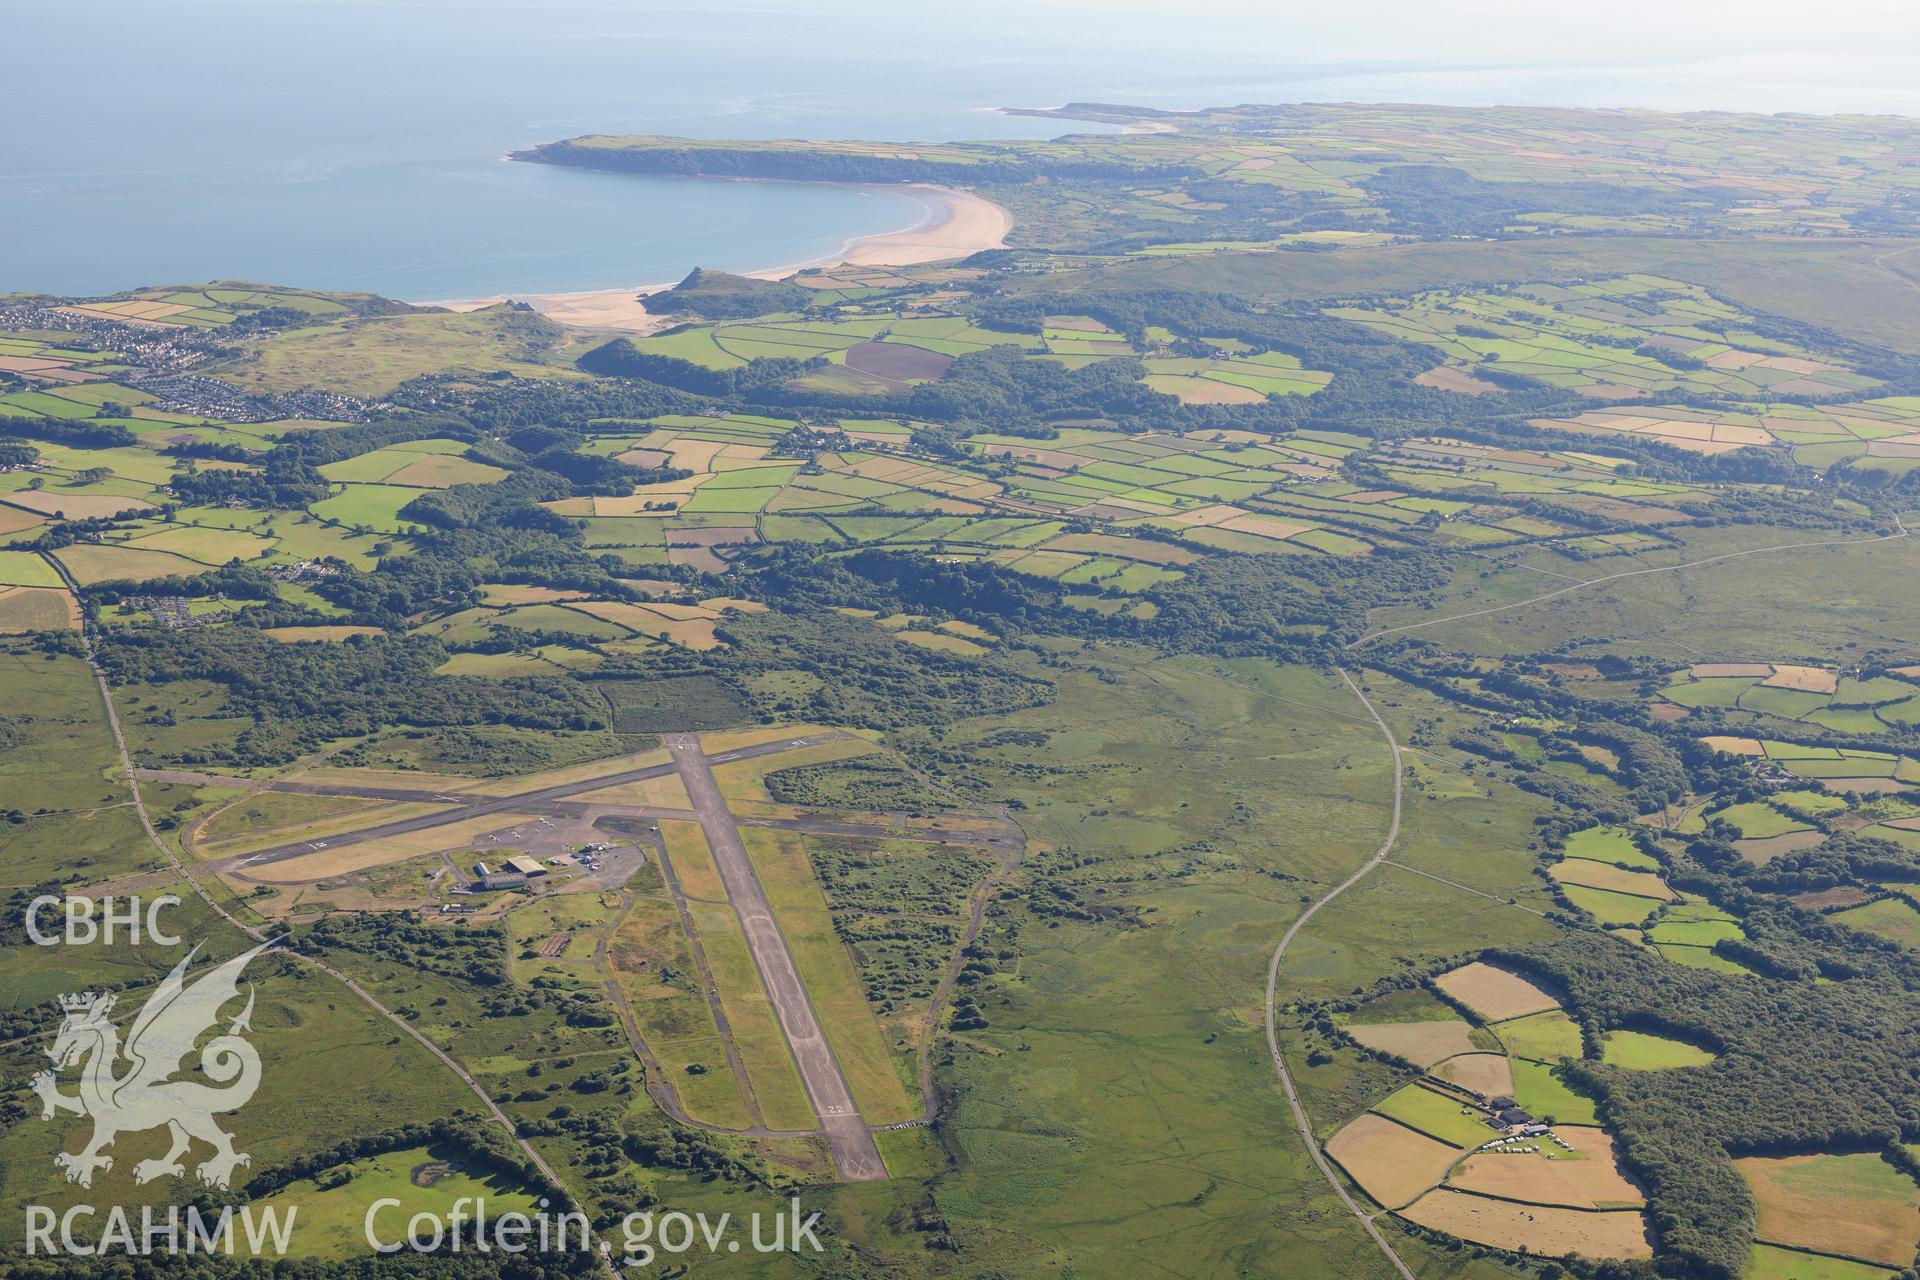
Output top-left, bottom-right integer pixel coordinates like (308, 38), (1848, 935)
(6, 0), (1915, 300)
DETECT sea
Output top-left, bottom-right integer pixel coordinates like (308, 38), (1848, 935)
(7, 0), (1919, 301)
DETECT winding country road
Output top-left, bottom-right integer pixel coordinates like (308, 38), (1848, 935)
(1254, 517), (1918, 1270)
(1262, 668), (1416, 1280)
(38, 551), (615, 1274)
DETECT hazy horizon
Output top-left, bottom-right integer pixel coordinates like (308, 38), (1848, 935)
(9, 0), (1920, 298)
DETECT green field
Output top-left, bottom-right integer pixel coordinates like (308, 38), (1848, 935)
(310, 483), (430, 533)
(1832, 897), (1920, 950)
(1491, 1011), (1584, 1063)
(1509, 1058), (1601, 1126)
(1708, 801), (1814, 839)
(253, 1145), (540, 1260)
(1743, 1244), (1893, 1280)
(12, 95), (1920, 1280)
(1564, 884), (1661, 927)
(1, 963), (482, 1246)
(1333, 276), (1877, 400)
(0, 550), (60, 587)
(1600, 1030), (1717, 1070)
(1371, 1084), (1492, 1148)
(1563, 825), (1661, 869)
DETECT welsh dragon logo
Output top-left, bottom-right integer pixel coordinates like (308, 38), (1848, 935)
(32, 941), (272, 1190)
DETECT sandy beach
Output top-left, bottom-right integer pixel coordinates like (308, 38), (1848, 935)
(419, 182), (1009, 332)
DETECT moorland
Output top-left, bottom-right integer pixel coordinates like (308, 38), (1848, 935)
(4, 101), (1920, 1280)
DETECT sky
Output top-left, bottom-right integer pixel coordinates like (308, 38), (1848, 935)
(415, 0), (1920, 116)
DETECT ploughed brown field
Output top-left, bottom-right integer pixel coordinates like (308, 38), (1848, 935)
(4, 490), (155, 519)
(1400, 1190), (1653, 1260)
(1345, 1018), (1479, 1068)
(1326, 1114), (1462, 1210)
(1433, 961), (1563, 1022)
(1415, 366), (1502, 394)
(1446, 1127), (1645, 1209)
(1738, 1152), (1920, 1268)
(1434, 1052), (1514, 1099)
(0, 586), (79, 633)
(843, 341), (953, 382)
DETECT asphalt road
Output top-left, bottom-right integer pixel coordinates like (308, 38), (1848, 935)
(1263, 670), (1415, 1280)
(665, 733), (887, 1182)
(48, 555), (614, 1274)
